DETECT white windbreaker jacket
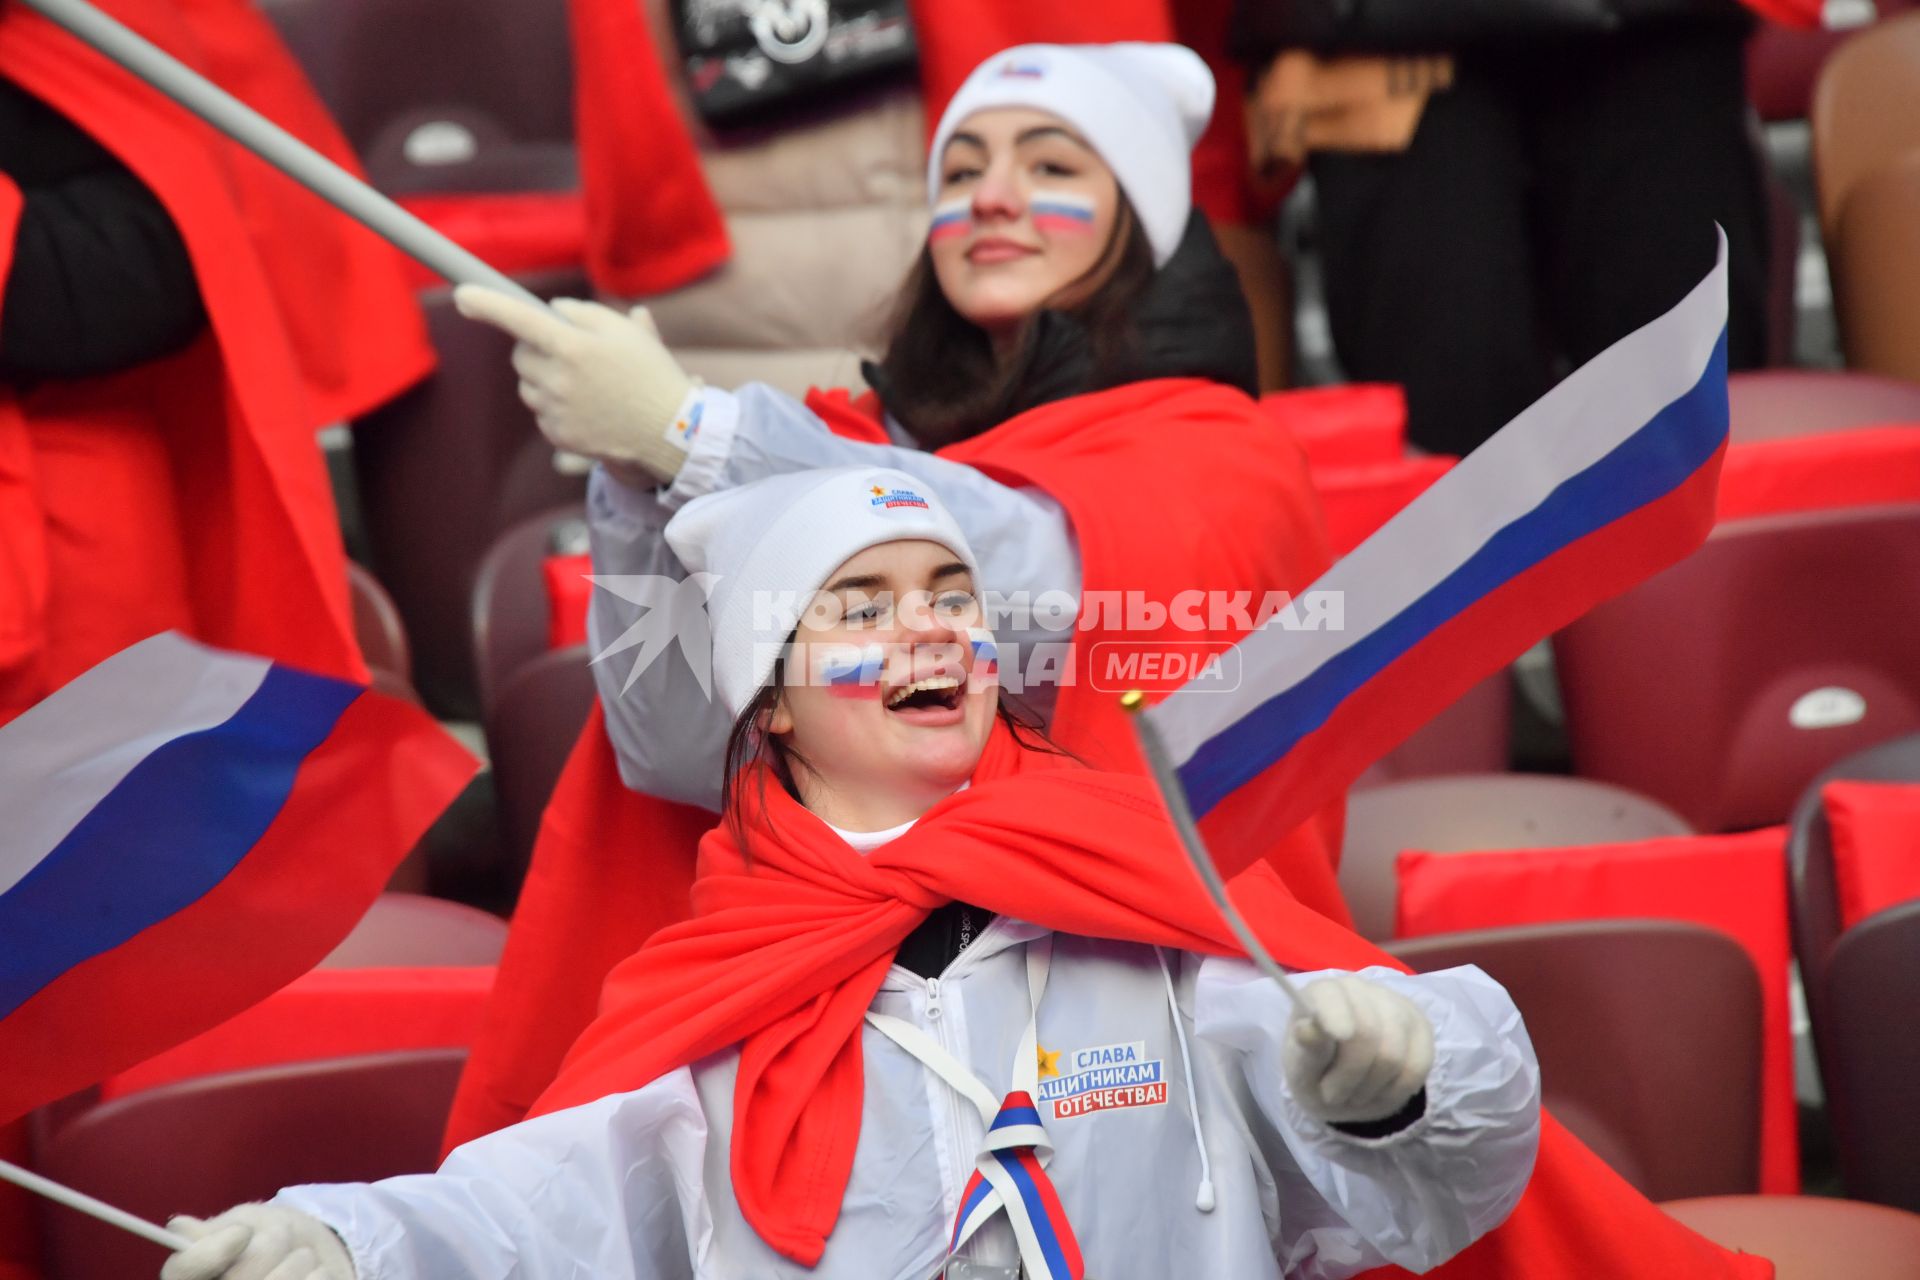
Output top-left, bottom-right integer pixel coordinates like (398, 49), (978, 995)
(278, 920), (1541, 1280)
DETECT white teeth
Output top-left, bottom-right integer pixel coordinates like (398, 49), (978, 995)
(886, 675), (962, 708)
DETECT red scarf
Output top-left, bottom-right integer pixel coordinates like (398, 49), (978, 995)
(534, 722), (1771, 1279)
(443, 378), (1345, 1150)
(0, 0), (434, 709)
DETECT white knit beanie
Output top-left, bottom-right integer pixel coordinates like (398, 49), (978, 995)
(926, 42), (1215, 268)
(664, 467), (980, 717)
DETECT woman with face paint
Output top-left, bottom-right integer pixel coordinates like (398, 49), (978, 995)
(444, 44), (1347, 1152)
(161, 468), (1547, 1280)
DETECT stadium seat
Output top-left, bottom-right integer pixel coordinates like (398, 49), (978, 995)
(352, 275), (592, 719)
(1555, 504), (1920, 832)
(486, 646), (596, 886)
(32, 1049), (466, 1280)
(1355, 672), (1513, 786)
(472, 505), (588, 716)
(1812, 10), (1920, 239)
(1662, 1194), (1920, 1278)
(1728, 368), (1920, 442)
(319, 892), (508, 969)
(254, 0), (575, 197)
(347, 559), (411, 687)
(1831, 152), (1920, 382)
(1786, 733), (1920, 1209)
(1745, 1), (1916, 123)
(1338, 774), (1692, 942)
(1389, 919), (1762, 1201)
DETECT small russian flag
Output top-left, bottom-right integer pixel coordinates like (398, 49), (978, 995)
(0, 633), (479, 1122)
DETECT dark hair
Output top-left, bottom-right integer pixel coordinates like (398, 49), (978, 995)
(870, 194), (1157, 449)
(720, 653), (1067, 859)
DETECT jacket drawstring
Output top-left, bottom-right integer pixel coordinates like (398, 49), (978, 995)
(1156, 947), (1216, 1213)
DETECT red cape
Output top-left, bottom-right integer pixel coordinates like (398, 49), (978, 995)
(534, 723), (1771, 1278)
(0, 0), (434, 711)
(443, 378), (1345, 1150)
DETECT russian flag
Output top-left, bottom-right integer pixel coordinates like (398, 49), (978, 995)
(0, 633), (479, 1122)
(1144, 232), (1731, 869)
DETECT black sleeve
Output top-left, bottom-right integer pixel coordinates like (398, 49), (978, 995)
(0, 77), (207, 383)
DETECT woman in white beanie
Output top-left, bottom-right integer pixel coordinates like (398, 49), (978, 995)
(439, 42), (1348, 1154)
(162, 467), (1540, 1280)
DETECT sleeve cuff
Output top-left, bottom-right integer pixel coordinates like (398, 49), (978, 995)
(663, 385), (742, 508)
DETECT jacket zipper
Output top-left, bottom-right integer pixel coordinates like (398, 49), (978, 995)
(926, 971), (981, 1267)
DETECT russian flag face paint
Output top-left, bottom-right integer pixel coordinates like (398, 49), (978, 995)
(968, 628), (1000, 686)
(928, 198), (973, 245)
(819, 643), (887, 699)
(1029, 190), (1098, 238)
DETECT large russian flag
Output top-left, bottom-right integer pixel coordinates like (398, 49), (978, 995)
(0, 633), (479, 1122)
(1146, 232), (1730, 869)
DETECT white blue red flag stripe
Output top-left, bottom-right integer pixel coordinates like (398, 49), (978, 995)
(0, 633), (478, 1121)
(948, 1090), (1084, 1280)
(1145, 231), (1731, 857)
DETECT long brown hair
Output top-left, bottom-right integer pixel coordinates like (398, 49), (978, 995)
(870, 194), (1157, 449)
(720, 651), (1067, 859)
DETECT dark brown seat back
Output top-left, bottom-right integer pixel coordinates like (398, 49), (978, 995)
(1388, 919), (1762, 1202)
(33, 1049), (465, 1280)
(471, 505), (588, 716)
(1821, 900), (1920, 1211)
(485, 645), (596, 889)
(1555, 504), (1920, 832)
(347, 559), (411, 684)
(351, 277), (590, 719)
(1340, 774), (1692, 942)
(1356, 673), (1511, 786)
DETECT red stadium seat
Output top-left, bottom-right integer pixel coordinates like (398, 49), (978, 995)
(32, 1049), (465, 1280)
(1662, 1194), (1920, 1278)
(471, 505), (587, 716)
(1338, 773), (1692, 943)
(486, 646), (596, 887)
(1786, 733), (1920, 1208)
(1727, 368), (1920, 442)
(1554, 504), (1920, 832)
(1389, 919), (1762, 1201)
(254, 0), (574, 198)
(1745, 0), (1917, 123)
(319, 893), (508, 969)
(352, 275), (591, 719)
(346, 559), (412, 687)
(1812, 10), (1920, 239)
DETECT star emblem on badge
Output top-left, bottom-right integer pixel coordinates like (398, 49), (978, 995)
(1036, 1043), (1061, 1079)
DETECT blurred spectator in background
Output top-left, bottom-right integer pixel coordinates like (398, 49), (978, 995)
(1232, 0), (1776, 455)
(0, 0), (432, 724)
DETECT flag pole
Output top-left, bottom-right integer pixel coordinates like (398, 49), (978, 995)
(1121, 691), (1312, 1013)
(19, 0), (545, 310)
(0, 1157), (191, 1252)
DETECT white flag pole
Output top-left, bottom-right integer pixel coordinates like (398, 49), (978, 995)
(0, 1157), (191, 1252)
(19, 0), (545, 310)
(1121, 691), (1318, 1022)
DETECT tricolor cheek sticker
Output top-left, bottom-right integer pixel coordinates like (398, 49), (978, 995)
(928, 198), (972, 245)
(968, 629), (1001, 689)
(1030, 190), (1098, 237)
(817, 643), (888, 698)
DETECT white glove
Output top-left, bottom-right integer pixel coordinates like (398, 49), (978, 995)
(1281, 974), (1436, 1126)
(452, 284), (698, 486)
(161, 1204), (354, 1280)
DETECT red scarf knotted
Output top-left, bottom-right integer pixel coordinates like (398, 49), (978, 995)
(531, 723), (1772, 1279)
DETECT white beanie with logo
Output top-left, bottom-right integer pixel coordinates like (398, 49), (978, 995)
(664, 467), (980, 717)
(926, 42), (1215, 268)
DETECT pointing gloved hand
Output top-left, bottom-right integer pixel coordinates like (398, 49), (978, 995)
(1281, 974), (1436, 1126)
(452, 284), (698, 486)
(161, 1204), (354, 1280)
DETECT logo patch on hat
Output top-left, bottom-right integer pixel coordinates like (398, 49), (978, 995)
(998, 59), (1045, 78)
(868, 484), (931, 511)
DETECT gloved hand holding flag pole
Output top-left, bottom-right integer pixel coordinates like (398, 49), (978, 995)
(1125, 229), (1731, 1011)
(17, 0), (546, 310)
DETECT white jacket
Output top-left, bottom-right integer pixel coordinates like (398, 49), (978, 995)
(278, 920), (1540, 1280)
